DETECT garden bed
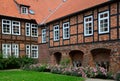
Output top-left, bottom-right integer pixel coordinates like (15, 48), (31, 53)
(23, 64), (114, 80)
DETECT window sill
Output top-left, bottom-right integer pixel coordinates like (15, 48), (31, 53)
(84, 34), (93, 37)
(63, 38), (70, 40)
(99, 31), (109, 35)
(54, 39), (60, 42)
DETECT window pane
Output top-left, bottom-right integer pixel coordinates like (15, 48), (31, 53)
(12, 21), (20, 35)
(84, 16), (93, 36)
(2, 44), (11, 58)
(26, 23), (30, 36)
(21, 7), (28, 14)
(54, 25), (59, 41)
(99, 11), (109, 34)
(31, 24), (38, 37)
(2, 19), (11, 34)
(63, 22), (69, 39)
(31, 45), (38, 58)
(42, 29), (46, 43)
(26, 45), (30, 58)
(12, 44), (19, 58)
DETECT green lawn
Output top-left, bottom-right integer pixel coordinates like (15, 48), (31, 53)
(0, 70), (84, 81)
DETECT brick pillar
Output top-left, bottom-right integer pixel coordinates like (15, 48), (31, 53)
(50, 53), (56, 65)
(88, 53), (95, 67)
(82, 50), (95, 67)
(61, 51), (71, 66)
(20, 44), (25, 57)
(39, 44), (50, 64)
(110, 49), (120, 74)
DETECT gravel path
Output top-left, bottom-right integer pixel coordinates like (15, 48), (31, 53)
(85, 78), (114, 81)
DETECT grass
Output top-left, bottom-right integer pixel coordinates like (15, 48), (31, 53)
(0, 70), (84, 81)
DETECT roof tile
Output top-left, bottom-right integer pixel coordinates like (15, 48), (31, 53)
(0, 0), (108, 24)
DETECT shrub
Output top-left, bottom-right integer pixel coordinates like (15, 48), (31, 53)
(33, 65), (47, 72)
(23, 64), (51, 72)
(5, 56), (20, 69)
(62, 67), (72, 75)
(0, 60), (4, 69)
(22, 63), (114, 79)
(106, 72), (113, 79)
(49, 65), (113, 79)
(94, 67), (107, 79)
(60, 59), (70, 66)
(115, 71), (120, 81)
(0, 53), (4, 69)
(19, 56), (37, 68)
(50, 65), (63, 74)
(0, 54), (37, 70)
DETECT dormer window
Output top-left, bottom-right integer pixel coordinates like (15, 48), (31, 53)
(21, 6), (28, 14)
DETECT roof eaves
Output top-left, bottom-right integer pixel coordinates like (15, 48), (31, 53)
(0, 14), (33, 21)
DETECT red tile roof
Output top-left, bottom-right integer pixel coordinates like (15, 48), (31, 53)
(46, 0), (108, 23)
(0, 0), (62, 23)
(0, 0), (108, 24)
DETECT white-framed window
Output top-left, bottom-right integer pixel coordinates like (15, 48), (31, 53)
(84, 16), (93, 36)
(26, 45), (30, 58)
(63, 22), (70, 39)
(2, 44), (19, 58)
(42, 29), (46, 43)
(12, 21), (20, 35)
(21, 6), (28, 14)
(31, 45), (38, 58)
(54, 25), (59, 41)
(31, 24), (38, 37)
(12, 44), (19, 58)
(2, 19), (11, 34)
(98, 11), (109, 34)
(2, 19), (21, 35)
(2, 44), (11, 58)
(26, 23), (30, 36)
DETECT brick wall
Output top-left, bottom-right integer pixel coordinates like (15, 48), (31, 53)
(40, 2), (119, 48)
(38, 1), (120, 73)
(0, 16), (38, 57)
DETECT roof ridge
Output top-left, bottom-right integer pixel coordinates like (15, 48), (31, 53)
(40, 1), (64, 25)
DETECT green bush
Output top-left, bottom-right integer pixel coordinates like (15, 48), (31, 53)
(0, 54), (37, 70)
(60, 59), (70, 66)
(19, 56), (37, 68)
(32, 65), (47, 72)
(106, 72), (113, 79)
(51, 66), (63, 74)
(0, 53), (4, 69)
(115, 71), (120, 81)
(23, 64), (51, 72)
(0, 59), (4, 69)
(38, 65), (47, 72)
(4, 56), (20, 69)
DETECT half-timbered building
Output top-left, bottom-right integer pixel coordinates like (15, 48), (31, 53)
(0, 0), (119, 73)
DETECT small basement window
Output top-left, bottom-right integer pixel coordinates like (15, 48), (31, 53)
(21, 6), (28, 14)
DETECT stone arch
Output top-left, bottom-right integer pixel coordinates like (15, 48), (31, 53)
(54, 52), (62, 65)
(69, 50), (84, 67)
(91, 48), (111, 70)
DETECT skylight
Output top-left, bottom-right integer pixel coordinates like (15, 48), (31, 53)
(29, 9), (35, 15)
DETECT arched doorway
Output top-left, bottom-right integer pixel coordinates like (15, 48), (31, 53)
(69, 50), (84, 67)
(91, 48), (111, 71)
(54, 52), (62, 65)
